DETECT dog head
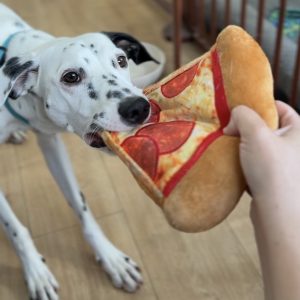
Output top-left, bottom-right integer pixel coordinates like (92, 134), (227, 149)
(0, 32), (156, 147)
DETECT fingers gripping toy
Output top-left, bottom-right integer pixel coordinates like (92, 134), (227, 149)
(101, 26), (278, 232)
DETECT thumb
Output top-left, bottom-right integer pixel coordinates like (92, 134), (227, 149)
(276, 100), (300, 128)
(223, 105), (271, 140)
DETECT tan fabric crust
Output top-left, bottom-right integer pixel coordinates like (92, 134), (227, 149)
(216, 26), (278, 129)
(163, 136), (245, 232)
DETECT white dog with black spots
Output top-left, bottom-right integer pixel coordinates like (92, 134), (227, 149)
(0, 3), (156, 300)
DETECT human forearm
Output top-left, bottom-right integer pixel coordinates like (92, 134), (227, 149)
(251, 196), (300, 300)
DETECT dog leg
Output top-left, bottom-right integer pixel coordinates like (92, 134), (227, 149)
(37, 133), (143, 292)
(0, 191), (59, 300)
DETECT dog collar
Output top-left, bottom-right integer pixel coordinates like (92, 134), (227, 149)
(0, 32), (20, 67)
(0, 32), (30, 126)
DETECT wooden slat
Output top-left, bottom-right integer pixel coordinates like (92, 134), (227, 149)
(210, 0), (217, 43)
(256, 0), (265, 44)
(290, 36), (300, 108)
(273, 0), (287, 86)
(240, 0), (247, 29)
(224, 0), (231, 27)
(173, 0), (183, 68)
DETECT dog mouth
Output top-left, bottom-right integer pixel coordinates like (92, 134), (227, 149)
(84, 132), (106, 148)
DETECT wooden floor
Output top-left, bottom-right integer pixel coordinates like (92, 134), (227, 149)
(0, 0), (263, 299)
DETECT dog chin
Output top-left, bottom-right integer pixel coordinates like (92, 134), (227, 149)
(83, 132), (107, 148)
(83, 121), (135, 149)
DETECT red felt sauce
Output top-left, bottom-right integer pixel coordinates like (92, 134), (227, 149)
(161, 63), (199, 98)
(121, 136), (159, 180)
(147, 100), (161, 123)
(137, 121), (194, 155)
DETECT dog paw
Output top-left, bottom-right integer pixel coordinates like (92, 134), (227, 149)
(23, 255), (59, 300)
(6, 130), (27, 144)
(97, 247), (143, 293)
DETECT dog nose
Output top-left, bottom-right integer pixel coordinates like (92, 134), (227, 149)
(118, 97), (150, 125)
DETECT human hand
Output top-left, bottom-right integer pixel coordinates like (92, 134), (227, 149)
(224, 101), (300, 300)
(223, 101), (300, 202)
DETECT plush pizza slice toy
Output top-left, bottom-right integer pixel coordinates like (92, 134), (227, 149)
(101, 25), (278, 232)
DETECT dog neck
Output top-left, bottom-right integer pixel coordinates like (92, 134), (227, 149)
(2, 89), (64, 136)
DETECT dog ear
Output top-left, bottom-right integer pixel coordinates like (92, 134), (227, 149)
(0, 56), (39, 106)
(103, 32), (159, 65)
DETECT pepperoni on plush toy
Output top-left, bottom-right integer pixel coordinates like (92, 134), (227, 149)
(161, 63), (199, 98)
(121, 136), (158, 179)
(147, 100), (161, 123)
(137, 121), (195, 155)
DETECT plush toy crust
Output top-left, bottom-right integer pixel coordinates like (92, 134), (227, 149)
(102, 25), (278, 232)
(216, 26), (278, 129)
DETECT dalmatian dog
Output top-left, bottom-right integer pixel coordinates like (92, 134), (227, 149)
(0, 3), (155, 299)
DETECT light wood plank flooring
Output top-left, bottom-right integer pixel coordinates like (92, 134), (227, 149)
(0, 1), (263, 299)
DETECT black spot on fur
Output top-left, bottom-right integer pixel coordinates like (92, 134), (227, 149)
(135, 266), (141, 272)
(41, 257), (46, 263)
(63, 47), (67, 52)
(46, 103), (50, 109)
(106, 90), (123, 99)
(87, 83), (98, 100)
(111, 74), (117, 79)
(80, 191), (86, 203)
(99, 112), (105, 118)
(108, 79), (117, 86)
(96, 258), (102, 264)
(32, 34), (40, 39)
(122, 88), (130, 93)
(79, 67), (85, 75)
(102, 75), (107, 79)
(90, 43), (94, 48)
(93, 113), (99, 120)
(80, 44), (85, 47)
(84, 58), (89, 64)
(4, 222), (9, 227)
(112, 61), (117, 68)
(94, 50), (98, 54)
(14, 21), (24, 28)
(90, 123), (98, 130)
(13, 232), (17, 237)
(3, 57), (33, 79)
(9, 90), (19, 100)
(83, 205), (87, 211)
(89, 90), (98, 99)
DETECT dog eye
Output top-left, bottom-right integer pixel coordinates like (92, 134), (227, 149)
(61, 71), (81, 84)
(117, 55), (127, 68)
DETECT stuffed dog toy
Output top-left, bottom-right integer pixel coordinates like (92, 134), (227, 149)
(101, 25), (278, 233)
